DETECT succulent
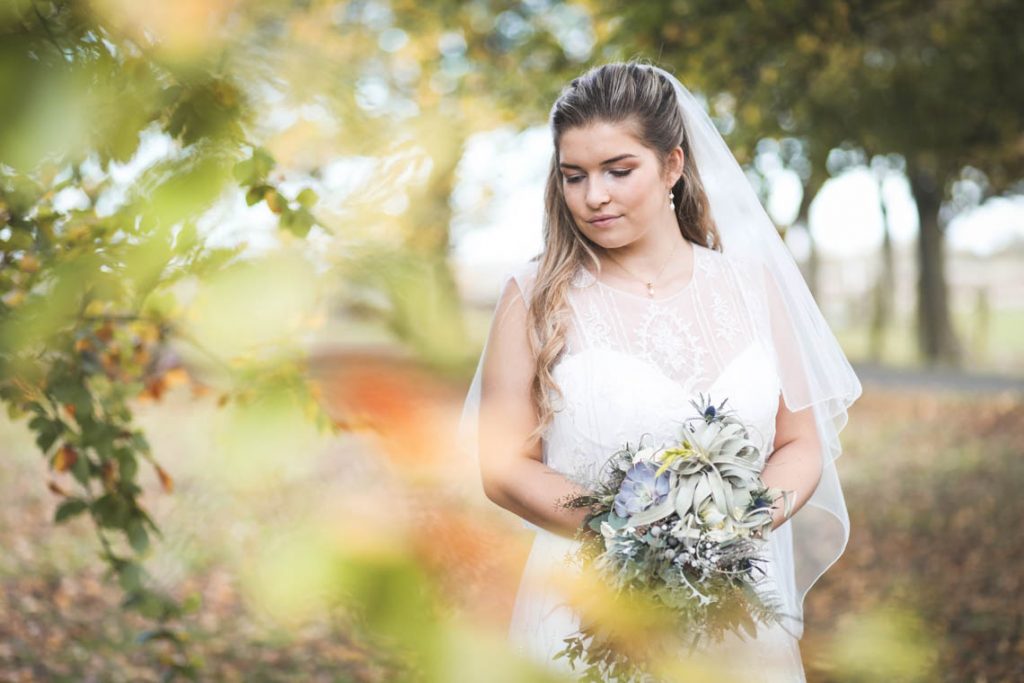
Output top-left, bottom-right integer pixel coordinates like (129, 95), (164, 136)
(612, 461), (672, 517)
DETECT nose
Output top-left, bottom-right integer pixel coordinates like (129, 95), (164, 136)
(585, 177), (610, 209)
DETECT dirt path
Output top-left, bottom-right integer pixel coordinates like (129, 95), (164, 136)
(853, 361), (1024, 394)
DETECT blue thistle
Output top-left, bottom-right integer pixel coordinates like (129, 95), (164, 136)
(689, 393), (730, 425)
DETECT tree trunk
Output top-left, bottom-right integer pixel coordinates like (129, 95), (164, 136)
(869, 180), (895, 361)
(399, 107), (471, 369)
(796, 178), (820, 300)
(907, 166), (961, 367)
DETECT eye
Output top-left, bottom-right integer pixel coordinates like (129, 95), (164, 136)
(563, 175), (584, 184)
(610, 169), (632, 178)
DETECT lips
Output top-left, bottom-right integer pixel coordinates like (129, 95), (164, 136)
(589, 215), (620, 226)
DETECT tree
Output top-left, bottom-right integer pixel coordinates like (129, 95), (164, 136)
(0, 0), (351, 672)
(869, 154), (902, 361)
(234, 1), (600, 370)
(0, 0), (603, 675)
(594, 0), (1024, 366)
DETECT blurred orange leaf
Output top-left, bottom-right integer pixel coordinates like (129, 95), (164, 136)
(53, 445), (78, 473)
(18, 253), (40, 272)
(47, 480), (70, 496)
(138, 377), (165, 402)
(164, 367), (190, 388)
(156, 464), (174, 493)
(101, 460), (118, 489)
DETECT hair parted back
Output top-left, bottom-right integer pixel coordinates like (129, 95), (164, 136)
(523, 60), (722, 447)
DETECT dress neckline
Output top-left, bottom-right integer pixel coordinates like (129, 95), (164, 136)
(581, 242), (702, 303)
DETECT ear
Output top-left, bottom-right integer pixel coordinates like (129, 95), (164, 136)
(666, 146), (684, 187)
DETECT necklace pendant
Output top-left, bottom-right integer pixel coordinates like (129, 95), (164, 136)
(646, 282), (655, 297)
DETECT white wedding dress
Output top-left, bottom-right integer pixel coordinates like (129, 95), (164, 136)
(503, 243), (808, 682)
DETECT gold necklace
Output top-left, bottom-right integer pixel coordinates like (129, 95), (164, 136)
(603, 239), (681, 298)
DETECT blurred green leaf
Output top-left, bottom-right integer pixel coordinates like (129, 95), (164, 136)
(93, 493), (130, 529)
(281, 207), (315, 237)
(126, 518), (149, 554)
(296, 187), (318, 209)
(233, 148), (275, 185)
(117, 562), (145, 594)
(54, 498), (88, 523)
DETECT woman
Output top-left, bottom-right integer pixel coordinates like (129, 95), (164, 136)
(460, 61), (861, 681)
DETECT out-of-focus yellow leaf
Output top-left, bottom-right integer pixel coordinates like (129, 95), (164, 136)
(53, 445), (78, 473)
(183, 251), (319, 362)
(91, 0), (235, 63)
(156, 464), (174, 493)
(828, 605), (939, 680)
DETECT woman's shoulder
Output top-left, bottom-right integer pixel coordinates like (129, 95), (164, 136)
(503, 255), (598, 293)
(689, 240), (732, 281)
(498, 256), (541, 302)
(703, 240), (760, 276)
(697, 240), (732, 264)
(505, 256), (539, 281)
(507, 256), (540, 279)
(694, 242), (773, 307)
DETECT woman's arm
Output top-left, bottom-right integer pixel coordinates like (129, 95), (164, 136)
(478, 277), (592, 539)
(760, 393), (822, 532)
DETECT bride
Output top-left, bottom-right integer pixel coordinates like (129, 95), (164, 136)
(460, 62), (861, 681)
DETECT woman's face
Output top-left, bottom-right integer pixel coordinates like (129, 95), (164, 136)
(557, 119), (682, 249)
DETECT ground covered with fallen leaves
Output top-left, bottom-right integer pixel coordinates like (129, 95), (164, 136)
(800, 387), (1024, 682)
(1, 384), (1021, 682)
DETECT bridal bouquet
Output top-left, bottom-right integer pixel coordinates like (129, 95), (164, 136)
(554, 394), (795, 683)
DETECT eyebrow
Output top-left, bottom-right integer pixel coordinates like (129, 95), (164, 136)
(558, 154), (638, 170)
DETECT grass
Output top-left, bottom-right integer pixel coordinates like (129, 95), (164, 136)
(833, 307), (1024, 375)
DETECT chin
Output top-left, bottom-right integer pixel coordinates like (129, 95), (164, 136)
(591, 232), (637, 250)
(579, 224), (634, 249)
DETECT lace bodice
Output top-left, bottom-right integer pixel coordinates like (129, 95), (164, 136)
(506, 243), (782, 488)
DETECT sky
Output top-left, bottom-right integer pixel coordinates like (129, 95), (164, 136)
(450, 125), (1024, 273)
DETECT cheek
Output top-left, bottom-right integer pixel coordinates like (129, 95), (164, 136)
(562, 185), (586, 215)
(620, 176), (654, 208)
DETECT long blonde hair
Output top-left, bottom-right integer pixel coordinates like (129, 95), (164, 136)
(525, 60), (722, 447)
